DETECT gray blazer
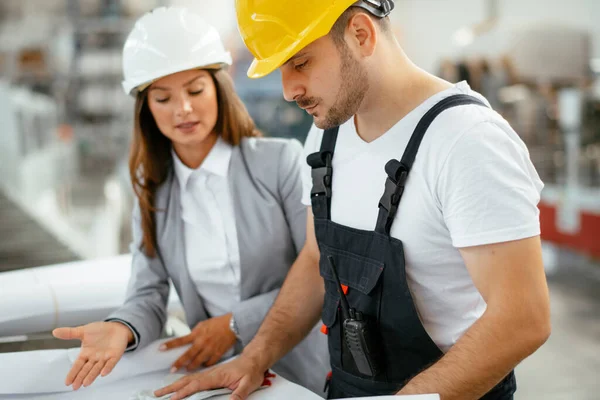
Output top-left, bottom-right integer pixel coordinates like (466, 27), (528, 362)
(108, 137), (329, 395)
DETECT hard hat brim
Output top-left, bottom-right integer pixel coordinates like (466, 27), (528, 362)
(245, 28), (324, 79)
(247, 52), (289, 79)
(123, 56), (232, 96)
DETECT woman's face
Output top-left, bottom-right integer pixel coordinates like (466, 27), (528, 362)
(147, 69), (218, 148)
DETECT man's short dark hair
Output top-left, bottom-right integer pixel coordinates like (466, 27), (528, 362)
(329, 6), (392, 49)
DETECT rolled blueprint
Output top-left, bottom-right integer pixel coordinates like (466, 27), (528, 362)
(0, 255), (182, 336)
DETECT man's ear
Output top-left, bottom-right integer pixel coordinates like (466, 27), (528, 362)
(346, 12), (378, 57)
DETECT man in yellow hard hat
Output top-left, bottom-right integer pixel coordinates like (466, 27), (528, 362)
(156, 1), (551, 399)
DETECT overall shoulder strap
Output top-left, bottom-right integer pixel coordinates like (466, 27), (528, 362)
(375, 95), (487, 235)
(306, 127), (340, 220)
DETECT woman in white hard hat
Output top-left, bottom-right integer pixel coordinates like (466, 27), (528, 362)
(52, 6), (329, 395)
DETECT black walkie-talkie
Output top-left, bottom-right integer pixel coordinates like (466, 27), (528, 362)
(327, 256), (382, 377)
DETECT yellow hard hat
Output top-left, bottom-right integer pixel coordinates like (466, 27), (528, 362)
(236, 0), (395, 79)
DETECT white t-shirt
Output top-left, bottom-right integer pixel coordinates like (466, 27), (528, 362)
(301, 81), (544, 352)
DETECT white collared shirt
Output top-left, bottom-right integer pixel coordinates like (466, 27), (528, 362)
(172, 137), (241, 318)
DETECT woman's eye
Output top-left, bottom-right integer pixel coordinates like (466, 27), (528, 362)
(189, 89), (204, 96)
(155, 97), (169, 103)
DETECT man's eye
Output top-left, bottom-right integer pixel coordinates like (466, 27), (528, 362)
(295, 61), (308, 70)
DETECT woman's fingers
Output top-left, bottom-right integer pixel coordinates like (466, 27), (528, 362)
(171, 343), (202, 372)
(187, 347), (212, 371)
(83, 359), (106, 387)
(101, 357), (119, 377)
(205, 352), (222, 367)
(72, 359), (96, 390)
(65, 357), (87, 386)
(161, 334), (194, 351)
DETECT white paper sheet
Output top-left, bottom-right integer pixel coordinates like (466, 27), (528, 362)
(0, 370), (321, 400)
(0, 339), (322, 400)
(347, 396), (439, 400)
(0, 338), (438, 400)
(0, 338), (188, 394)
(128, 374), (271, 400)
(0, 282), (56, 335)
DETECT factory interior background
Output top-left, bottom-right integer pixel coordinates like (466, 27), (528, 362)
(0, 1), (599, 399)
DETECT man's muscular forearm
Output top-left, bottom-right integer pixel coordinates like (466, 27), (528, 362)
(398, 308), (549, 399)
(399, 237), (551, 399)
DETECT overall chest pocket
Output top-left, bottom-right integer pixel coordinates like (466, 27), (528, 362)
(319, 245), (385, 329)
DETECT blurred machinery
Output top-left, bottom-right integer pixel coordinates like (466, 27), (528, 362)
(0, 0), (155, 258)
(0, 0), (314, 261)
(0, 83), (72, 202)
(1, 0), (598, 260)
(232, 52), (314, 142)
(441, 21), (600, 258)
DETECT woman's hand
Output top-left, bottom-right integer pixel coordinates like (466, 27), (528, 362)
(52, 321), (133, 390)
(161, 313), (237, 372)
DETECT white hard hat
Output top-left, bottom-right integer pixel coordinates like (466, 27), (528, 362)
(121, 7), (233, 96)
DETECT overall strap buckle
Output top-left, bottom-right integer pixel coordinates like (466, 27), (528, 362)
(308, 152), (333, 198)
(307, 126), (340, 221)
(307, 150), (334, 220)
(376, 160), (408, 234)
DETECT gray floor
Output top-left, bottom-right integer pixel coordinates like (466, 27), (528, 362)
(516, 251), (600, 400)
(0, 192), (79, 272)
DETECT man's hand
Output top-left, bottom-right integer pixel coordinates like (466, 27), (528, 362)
(161, 313), (237, 372)
(155, 209), (326, 400)
(154, 355), (266, 400)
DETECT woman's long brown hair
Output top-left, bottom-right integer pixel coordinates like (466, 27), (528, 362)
(128, 68), (261, 257)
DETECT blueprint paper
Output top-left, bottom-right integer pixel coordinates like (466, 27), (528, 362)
(130, 387), (233, 400)
(0, 338), (437, 400)
(0, 368), (321, 400)
(128, 374), (270, 400)
(0, 338), (188, 394)
(349, 396), (440, 400)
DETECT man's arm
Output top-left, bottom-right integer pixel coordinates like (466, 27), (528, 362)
(242, 208), (324, 370)
(154, 209), (325, 400)
(398, 235), (551, 399)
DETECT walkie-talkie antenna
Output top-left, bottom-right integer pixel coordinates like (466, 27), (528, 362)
(327, 255), (353, 320)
